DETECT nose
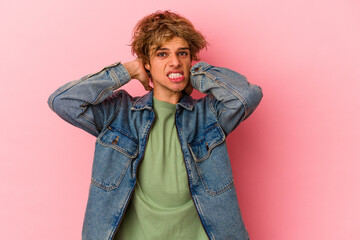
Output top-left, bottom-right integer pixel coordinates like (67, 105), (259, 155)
(169, 54), (181, 67)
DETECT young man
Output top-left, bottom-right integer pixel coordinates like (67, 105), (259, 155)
(48, 11), (263, 240)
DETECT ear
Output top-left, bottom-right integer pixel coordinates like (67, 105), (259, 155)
(145, 63), (150, 71)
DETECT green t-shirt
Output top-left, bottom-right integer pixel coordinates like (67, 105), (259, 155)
(115, 97), (208, 240)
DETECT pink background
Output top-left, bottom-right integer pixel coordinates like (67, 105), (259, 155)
(1, 0), (359, 239)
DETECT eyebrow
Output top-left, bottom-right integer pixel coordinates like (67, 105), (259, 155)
(155, 47), (190, 51)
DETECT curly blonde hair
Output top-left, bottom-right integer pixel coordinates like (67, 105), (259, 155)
(131, 10), (207, 65)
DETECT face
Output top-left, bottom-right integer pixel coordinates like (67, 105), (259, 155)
(145, 36), (191, 103)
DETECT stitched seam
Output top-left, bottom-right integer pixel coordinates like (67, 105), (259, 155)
(177, 121), (195, 182)
(108, 68), (120, 83)
(108, 188), (134, 239)
(194, 162), (234, 197)
(209, 95), (217, 117)
(205, 180), (234, 196)
(188, 125), (226, 163)
(107, 127), (138, 143)
(90, 160), (130, 192)
(90, 145), (133, 191)
(104, 101), (121, 129)
(176, 117), (211, 238)
(48, 78), (84, 110)
(90, 158), (130, 191)
(91, 178), (118, 191)
(130, 96), (153, 111)
(202, 71), (249, 119)
(215, 77), (248, 118)
(188, 138), (224, 163)
(97, 138), (138, 158)
(78, 100), (101, 130)
(190, 189), (214, 239)
(80, 114), (95, 126)
(188, 123), (219, 146)
(91, 84), (116, 105)
(83, 68), (121, 106)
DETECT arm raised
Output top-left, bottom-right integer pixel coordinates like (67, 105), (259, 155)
(48, 59), (150, 137)
(190, 62), (263, 135)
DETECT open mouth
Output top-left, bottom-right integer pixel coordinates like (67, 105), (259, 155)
(167, 72), (185, 82)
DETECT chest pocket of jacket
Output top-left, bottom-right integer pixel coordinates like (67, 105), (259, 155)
(188, 123), (234, 196)
(92, 126), (138, 191)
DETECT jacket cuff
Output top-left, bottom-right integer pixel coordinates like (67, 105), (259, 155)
(103, 62), (132, 87)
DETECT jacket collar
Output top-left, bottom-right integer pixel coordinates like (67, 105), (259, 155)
(131, 90), (194, 111)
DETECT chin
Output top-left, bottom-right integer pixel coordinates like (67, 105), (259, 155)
(170, 88), (186, 93)
(171, 83), (187, 92)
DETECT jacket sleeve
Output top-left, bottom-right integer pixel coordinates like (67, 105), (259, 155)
(190, 61), (263, 136)
(47, 62), (131, 137)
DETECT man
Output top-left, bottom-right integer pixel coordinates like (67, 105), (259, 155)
(48, 10), (263, 240)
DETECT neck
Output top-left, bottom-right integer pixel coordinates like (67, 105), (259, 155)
(153, 89), (183, 104)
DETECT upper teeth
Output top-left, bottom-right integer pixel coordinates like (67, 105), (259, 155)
(168, 73), (183, 79)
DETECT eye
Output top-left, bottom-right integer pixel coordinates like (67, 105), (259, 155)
(178, 51), (189, 56)
(156, 52), (167, 57)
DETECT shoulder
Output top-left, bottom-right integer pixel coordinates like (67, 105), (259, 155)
(105, 89), (139, 104)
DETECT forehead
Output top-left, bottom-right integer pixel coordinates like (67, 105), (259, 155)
(153, 37), (189, 52)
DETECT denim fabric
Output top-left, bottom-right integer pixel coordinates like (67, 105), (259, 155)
(48, 61), (263, 240)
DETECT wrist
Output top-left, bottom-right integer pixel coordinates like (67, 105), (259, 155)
(122, 60), (139, 79)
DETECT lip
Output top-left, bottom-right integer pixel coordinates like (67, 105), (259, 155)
(168, 75), (185, 82)
(167, 70), (184, 75)
(167, 70), (185, 83)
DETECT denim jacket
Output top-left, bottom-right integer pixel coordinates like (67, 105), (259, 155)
(48, 61), (263, 240)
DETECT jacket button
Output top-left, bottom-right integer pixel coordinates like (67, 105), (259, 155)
(194, 67), (200, 72)
(112, 136), (119, 145)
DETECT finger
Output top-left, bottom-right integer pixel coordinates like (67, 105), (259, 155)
(142, 80), (152, 91)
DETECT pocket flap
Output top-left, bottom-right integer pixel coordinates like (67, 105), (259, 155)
(188, 123), (225, 162)
(99, 127), (138, 158)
